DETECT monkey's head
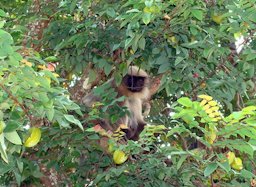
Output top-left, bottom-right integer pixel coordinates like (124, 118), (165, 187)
(121, 66), (149, 93)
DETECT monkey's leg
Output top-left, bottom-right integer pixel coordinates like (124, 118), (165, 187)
(130, 121), (146, 141)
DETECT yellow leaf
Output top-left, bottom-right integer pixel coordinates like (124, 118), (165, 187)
(52, 73), (59, 78)
(231, 157), (243, 171)
(163, 14), (171, 20)
(211, 116), (222, 122)
(226, 151), (235, 164)
(212, 111), (221, 116)
(198, 95), (212, 101)
(107, 143), (114, 154)
(212, 15), (223, 24)
(211, 106), (220, 111)
(205, 108), (215, 114)
(209, 101), (217, 106)
(168, 36), (178, 44)
(21, 59), (33, 67)
(205, 130), (216, 144)
(203, 104), (211, 110)
(119, 124), (129, 129)
(129, 49), (134, 54)
(113, 150), (128, 165)
(234, 32), (242, 39)
(45, 77), (51, 85)
(143, 7), (151, 13)
(200, 99), (207, 106)
(24, 127), (41, 147)
(209, 113), (216, 118)
(38, 65), (47, 70)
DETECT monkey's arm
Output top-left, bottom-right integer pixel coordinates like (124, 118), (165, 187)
(143, 102), (151, 117)
(149, 74), (162, 95)
(142, 75), (162, 117)
(82, 92), (101, 107)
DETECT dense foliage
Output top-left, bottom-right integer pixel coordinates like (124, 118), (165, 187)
(0, 0), (256, 186)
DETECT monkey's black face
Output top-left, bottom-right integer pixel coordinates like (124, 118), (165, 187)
(123, 75), (145, 92)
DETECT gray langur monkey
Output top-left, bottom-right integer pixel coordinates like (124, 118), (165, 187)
(83, 66), (151, 140)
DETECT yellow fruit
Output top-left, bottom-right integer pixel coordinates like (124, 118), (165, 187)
(212, 15), (223, 24)
(24, 127), (41, 147)
(113, 150), (128, 165)
(231, 157), (243, 171)
(226, 151), (235, 164)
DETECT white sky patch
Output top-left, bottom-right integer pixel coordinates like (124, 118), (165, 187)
(169, 112), (176, 117)
(235, 36), (245, 54)
(24, 124), (30, 130)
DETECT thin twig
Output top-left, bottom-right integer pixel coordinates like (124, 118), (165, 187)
(0, 82), (32, 122)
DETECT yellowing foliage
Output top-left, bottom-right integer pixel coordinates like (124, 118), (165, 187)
(24, 127), (41, 147)
(21, 59), (33, 67)
(198, 95), (222, 122)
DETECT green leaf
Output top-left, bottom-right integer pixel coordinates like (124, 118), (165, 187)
(46, 108), (55, 121)
(64, 115), (84, 131)
(191, 9), (203, 21)
(145, 0), (153, 7)
(177, 155), (188, 170)
(4, 131), (22, 145)
(0, 161), (14, 175)
(0, 134), (8, 163)
(124, 37), (134, 49)
(0, 29), (13, 45)
(14, 170), (22, 186)
(240, 169), (255, 179)
(106, 8), (116, 18)
(217, 161), (230, 172)
(0, 21), (5, 29)
(204, 163), (218, 177)
(246, 53), (256, 61)
(4, 120), (20, 133)
(0, 9), (7, 17)
(175, 56), (184, 66)
(138, 37), (146, 50)
(104, 63), (112, 76)
(44, 56), (58, 62)
(16, 159), (24, 173)
(177, 97), (193, 107)
(158, 62), (170, 73)
(142, 13), (151, 25)
(38, 92), (49, 103)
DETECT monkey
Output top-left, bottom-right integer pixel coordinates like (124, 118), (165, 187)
(82, 66), (151, 140)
